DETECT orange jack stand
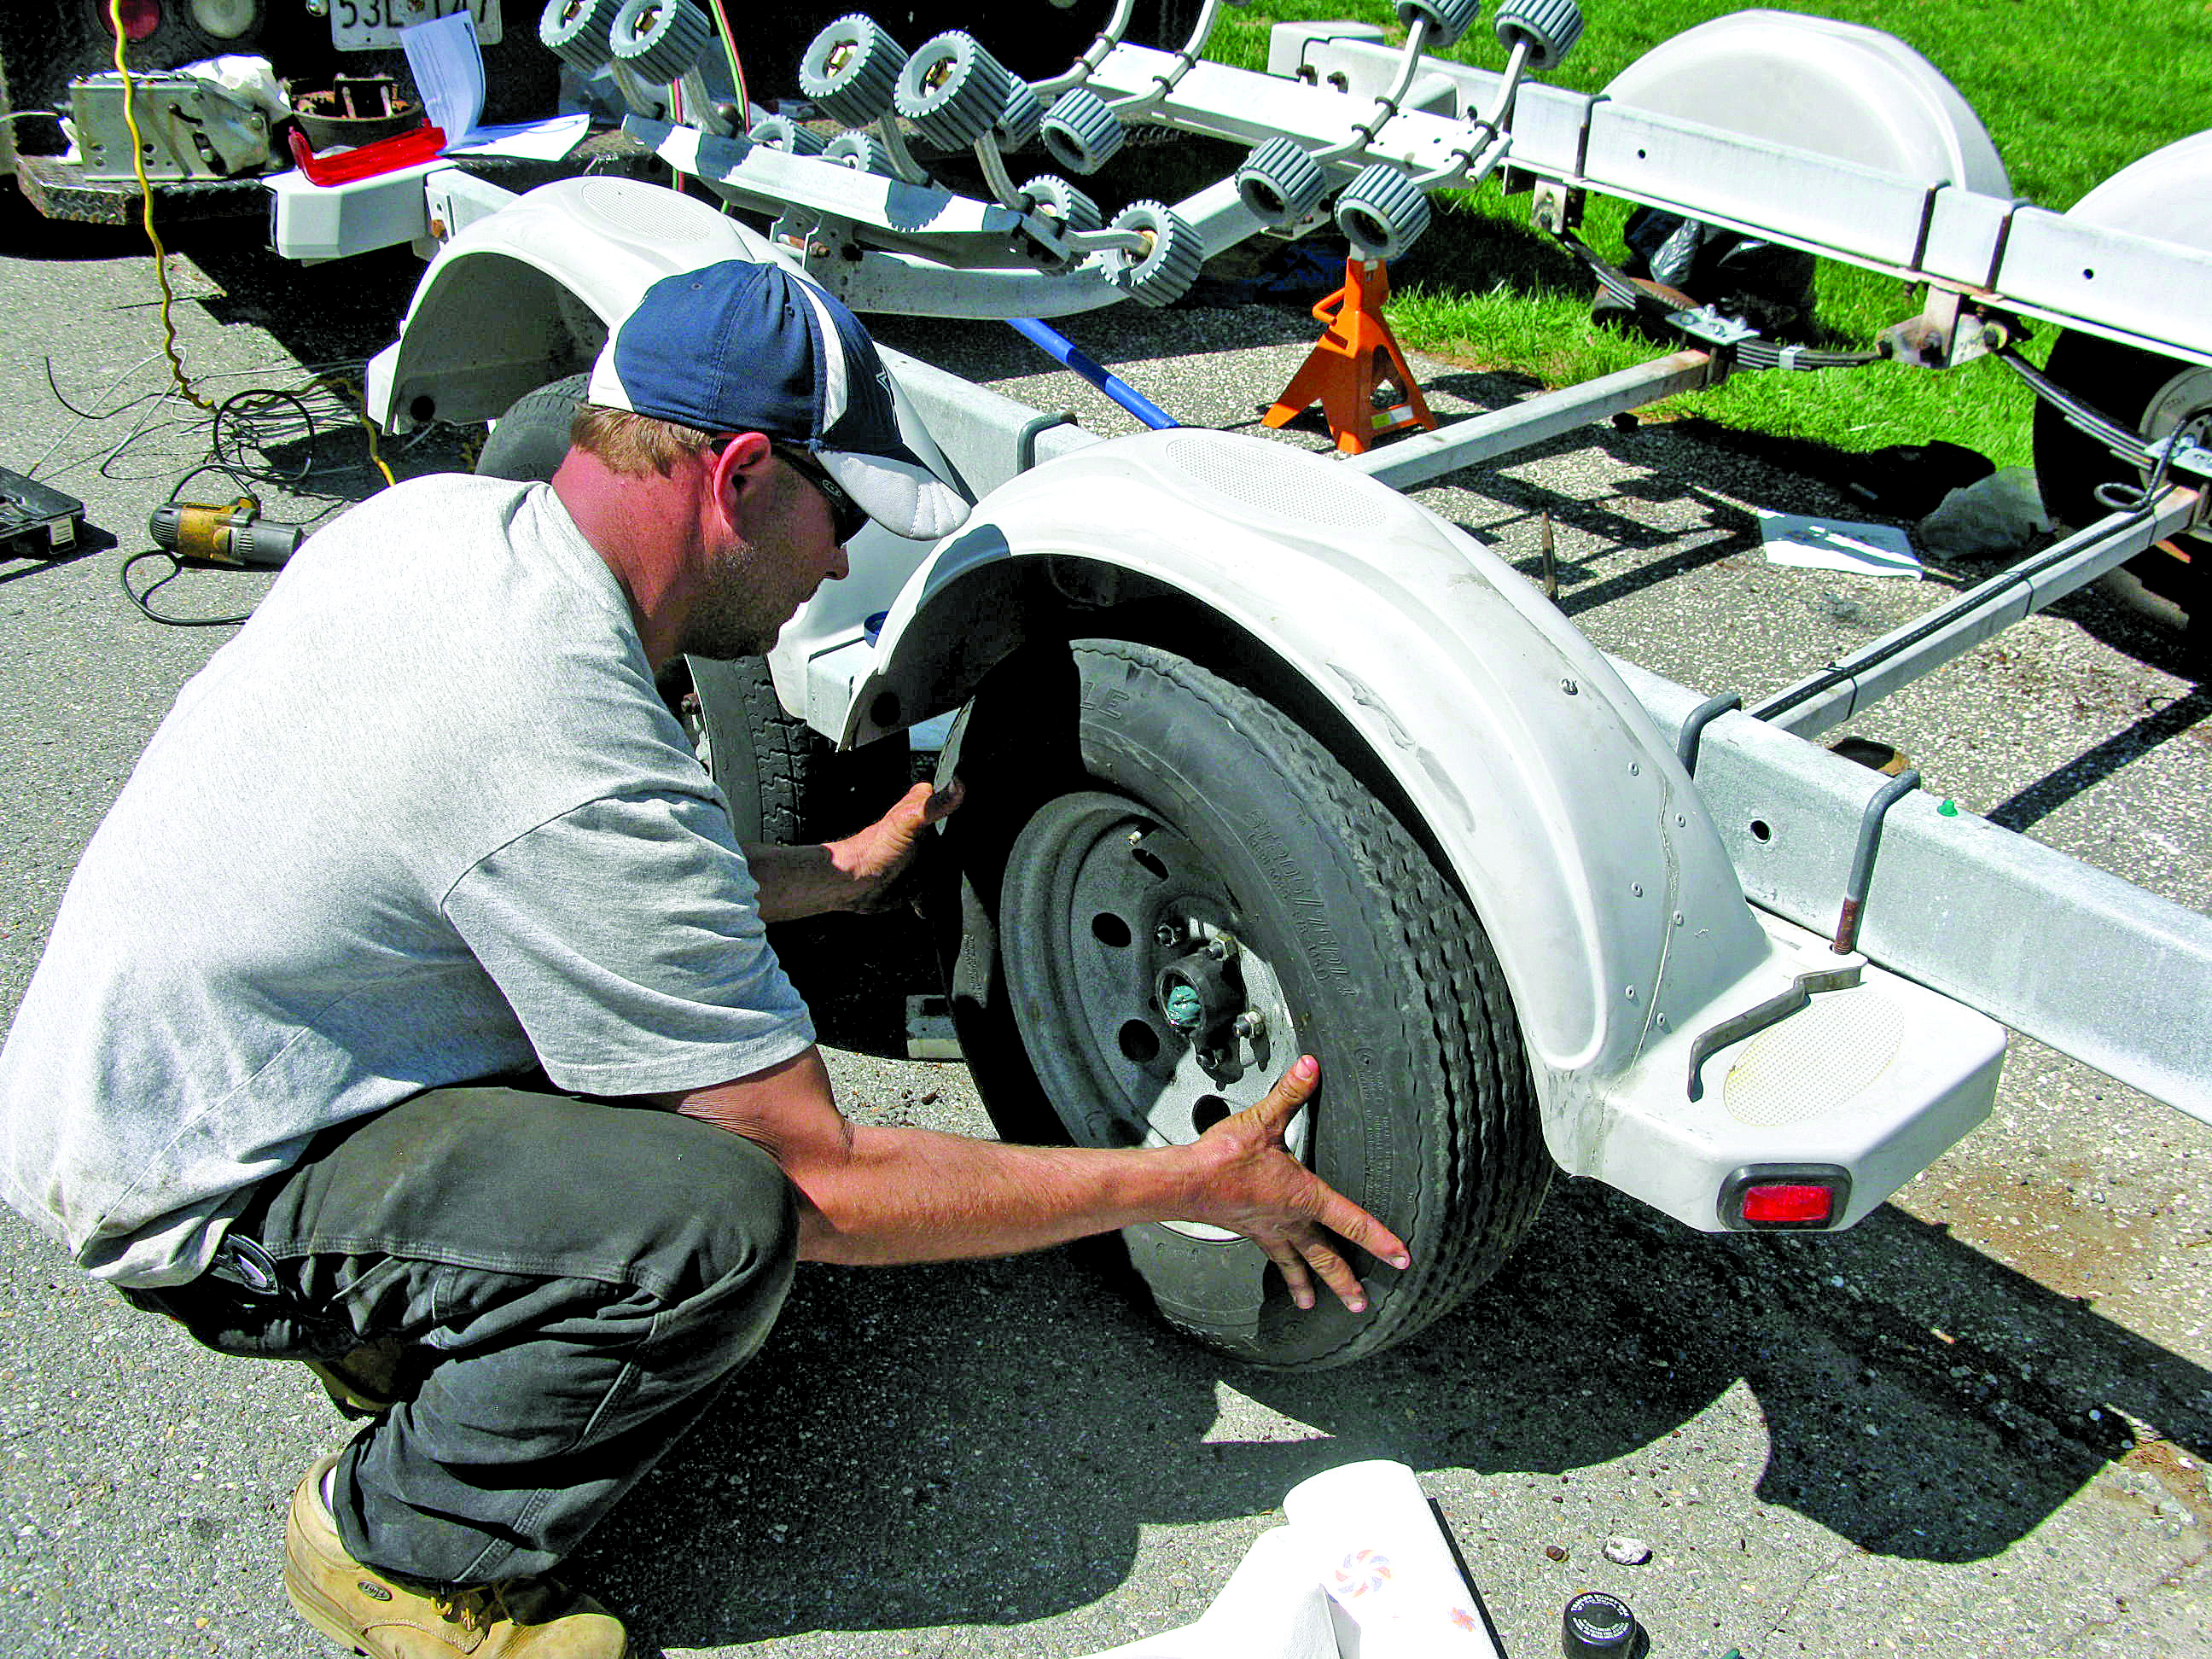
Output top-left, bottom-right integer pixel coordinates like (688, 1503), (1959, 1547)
(1262, 256), (1438, 455)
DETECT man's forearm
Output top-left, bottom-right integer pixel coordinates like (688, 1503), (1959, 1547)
(791, 1123), (1205, 1266)
(672, 1047), (1402, 1313)
(741, 841), (847, 923)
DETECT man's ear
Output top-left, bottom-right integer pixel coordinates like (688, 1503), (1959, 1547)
(707, 431), (774, 524)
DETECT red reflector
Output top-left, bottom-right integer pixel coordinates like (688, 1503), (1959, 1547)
(100, 2), (164, 42)
(1741, 1183), (1834, 1225)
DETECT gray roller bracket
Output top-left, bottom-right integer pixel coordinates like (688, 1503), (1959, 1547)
(539, 0), (626, 73)
(1237, 135), (1330, 228)
(1396, 0), (1482, 51)
(895, 32), (1018, 152)
(1493, 0), (1584, 70)
(1335, 161), (1433, 259)
(1023, 173), (1103, 234)
(610, 0), (714, 83)
(1039, 85), (1126, 176)
(799, 15), (907, 130)
(1105, 199), (1202, 307)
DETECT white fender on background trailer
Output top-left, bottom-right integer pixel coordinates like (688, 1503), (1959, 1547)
(1600, 8), (2009, 193)
(364, 176), (795, 435)
(840, 428), (2005, 1224)
(2066, 129), (2212, 254)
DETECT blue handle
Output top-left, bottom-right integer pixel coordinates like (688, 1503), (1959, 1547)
(1008, 316), (1179, 430)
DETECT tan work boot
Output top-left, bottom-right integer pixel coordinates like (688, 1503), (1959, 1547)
(283, 1455), (628, 1657)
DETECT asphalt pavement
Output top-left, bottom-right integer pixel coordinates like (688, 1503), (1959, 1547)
(1, 193), (2207, 1659)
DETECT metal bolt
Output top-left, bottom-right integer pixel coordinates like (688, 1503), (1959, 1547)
(1233, 1011), (1266, 1041)
(1631, 882), (1644, 898)
(1153, 923), (1179, 947)
(1126, 829), (1144, 847)
(1205, 935), (1237, 961)
(1561, 678), (1580, 696)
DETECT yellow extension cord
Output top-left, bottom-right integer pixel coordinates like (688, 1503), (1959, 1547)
(108, 0), (395, 486)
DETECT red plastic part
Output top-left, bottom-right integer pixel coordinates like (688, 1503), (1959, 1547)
(1739, 1183), (1836, 1225)
(287, 123), (446, 186)
(99, 1), (162, 43)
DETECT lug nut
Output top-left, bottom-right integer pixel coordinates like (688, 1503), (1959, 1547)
(1153, 923), (1179, 946)
(1204, 934), (1237, 961)
(1233, 1011), (1266, 1041)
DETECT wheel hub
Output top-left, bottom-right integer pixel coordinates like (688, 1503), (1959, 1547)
(999, 793), (1307, 1227)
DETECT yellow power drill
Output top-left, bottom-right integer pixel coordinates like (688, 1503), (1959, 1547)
(147, 497), (304, 567)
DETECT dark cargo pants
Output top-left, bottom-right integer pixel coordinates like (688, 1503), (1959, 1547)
(126, 1085), (798, 1586)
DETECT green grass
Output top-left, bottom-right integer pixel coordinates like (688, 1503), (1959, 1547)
(1203, 1), (2212, 467)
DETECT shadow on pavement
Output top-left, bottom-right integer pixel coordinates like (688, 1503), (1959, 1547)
(569, 1175), (2209, 1654)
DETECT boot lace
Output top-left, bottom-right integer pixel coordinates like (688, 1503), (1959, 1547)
(432, 1581), (517, 1635)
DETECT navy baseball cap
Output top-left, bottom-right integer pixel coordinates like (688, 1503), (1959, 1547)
(587, 260), (970, 541)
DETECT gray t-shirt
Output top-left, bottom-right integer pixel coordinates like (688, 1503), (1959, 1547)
(0, 473), (814, 1286)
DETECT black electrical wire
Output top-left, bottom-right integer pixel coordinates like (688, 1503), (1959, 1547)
(118, 548), (256, 626)
(211, 387), (317, 487)
(119, 461), (269, 628)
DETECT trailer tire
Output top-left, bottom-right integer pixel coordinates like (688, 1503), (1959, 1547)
(687, 656), (911, 845)
(2032, 330), (2209, 637)
(474, 373), (587, 489)
(934, 637), (1548, 1371)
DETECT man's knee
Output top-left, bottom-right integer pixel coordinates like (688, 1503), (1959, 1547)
(593, 1109), (800, 1349)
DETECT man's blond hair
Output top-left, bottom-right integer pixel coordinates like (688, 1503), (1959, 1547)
(568, 404), (719, 476)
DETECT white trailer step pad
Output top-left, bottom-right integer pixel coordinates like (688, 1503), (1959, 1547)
(1584, 910), (2006, 1234)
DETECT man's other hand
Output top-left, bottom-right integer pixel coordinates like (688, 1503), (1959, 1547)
(1182, 1055), (1412, 1314)
(830, 777), (963, 913)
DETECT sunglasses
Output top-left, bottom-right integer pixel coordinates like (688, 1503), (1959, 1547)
(771, 443), (870, 546)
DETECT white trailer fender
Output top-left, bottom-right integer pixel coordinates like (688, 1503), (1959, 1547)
(845, 429), (2005, 1225)
(1601, 9), (2008, 194)
(365, 175), (795, 435)
(850, 430), (1760, 1141)
(2067, 129), (2212, 255)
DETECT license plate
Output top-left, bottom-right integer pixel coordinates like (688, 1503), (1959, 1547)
(331, 0), (504, 50)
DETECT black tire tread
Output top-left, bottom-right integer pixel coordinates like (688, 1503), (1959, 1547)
(952, 637), (1547, 1369)
(1096, 641), (1547, 1364)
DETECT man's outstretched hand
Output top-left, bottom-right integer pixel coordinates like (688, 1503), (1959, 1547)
(1183, 1055), (1412, 1313)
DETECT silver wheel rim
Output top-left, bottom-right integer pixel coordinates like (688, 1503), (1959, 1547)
(1000, 791), (1307, 1241)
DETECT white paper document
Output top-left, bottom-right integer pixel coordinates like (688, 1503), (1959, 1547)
(1757, 509), (1923, 578)
(402, 10), (486, 145)
(445, 114), (591, 160)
